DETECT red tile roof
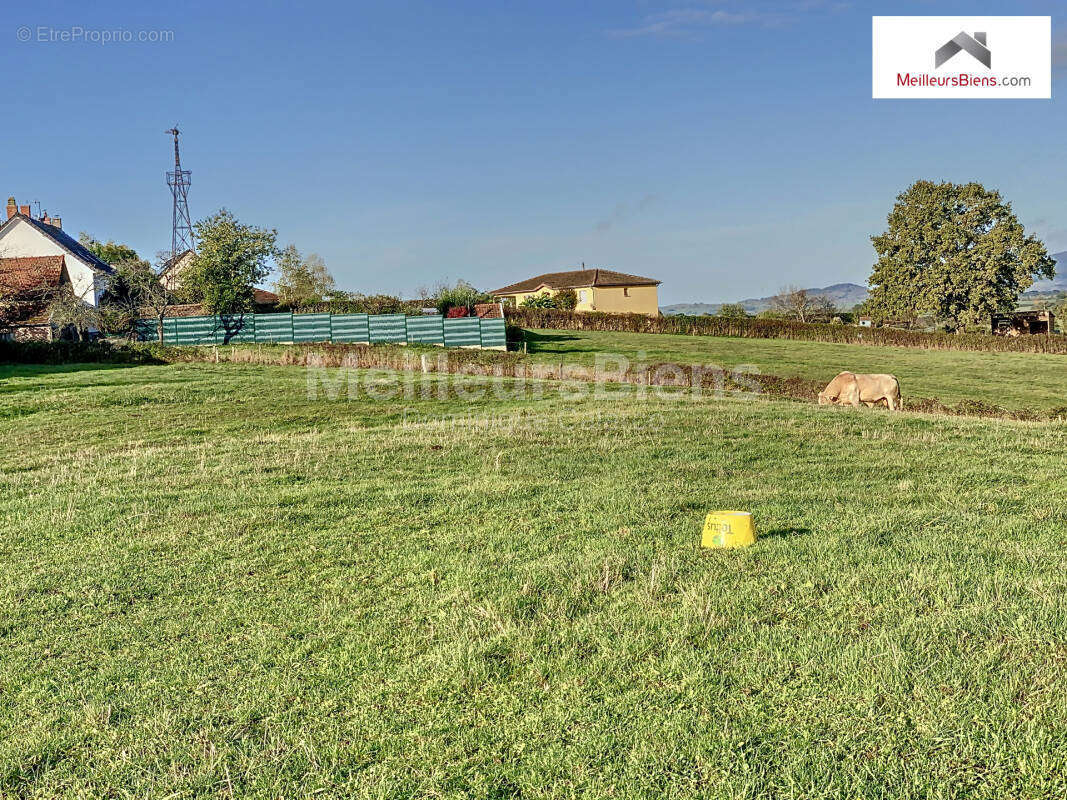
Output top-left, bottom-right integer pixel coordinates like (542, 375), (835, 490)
(491, 268), (660, 295)
(0, 256), (65, 295)
(0, 256), (67, 325)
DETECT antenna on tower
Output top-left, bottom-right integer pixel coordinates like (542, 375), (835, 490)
(165, 126), (193, 260)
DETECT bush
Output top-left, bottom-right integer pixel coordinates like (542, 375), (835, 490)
(555, 289), (578, 311)
(445, 306), (469, 318)
(520, 294), (559, 309)
(434, 280), (493, 316)
(0, 339), (163, 365)
(717, 303), (748, 319)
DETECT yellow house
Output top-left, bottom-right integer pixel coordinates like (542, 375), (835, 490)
(491, 268), (660, 315)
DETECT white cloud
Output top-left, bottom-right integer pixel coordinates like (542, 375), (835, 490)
(606, 1), (851, 39)
(607, 8), (771, 38)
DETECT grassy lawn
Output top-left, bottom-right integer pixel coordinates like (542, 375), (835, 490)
(2, 362), (1067, 797)
(522, 329), (1067, 411)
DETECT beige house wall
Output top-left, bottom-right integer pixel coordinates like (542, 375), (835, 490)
(496, 284), (658, 316)
(590, 285), (659, 315)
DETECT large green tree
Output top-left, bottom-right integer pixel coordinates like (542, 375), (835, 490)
(867, 181), (1056, 329)
(182, 210), (278, 315)
(78, 233), (140, 266)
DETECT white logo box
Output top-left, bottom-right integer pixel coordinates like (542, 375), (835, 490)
(872, 16), (1051, 99)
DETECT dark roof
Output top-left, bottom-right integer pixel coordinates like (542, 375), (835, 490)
(491, 268), (660, 295)
(0, 214), (115, 274)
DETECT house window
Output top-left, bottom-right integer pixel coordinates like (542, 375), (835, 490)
(579, 290), (588, 303)
(623, 287), (630, 297)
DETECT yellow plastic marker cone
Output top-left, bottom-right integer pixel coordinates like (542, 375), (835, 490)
(702, 510), (757, 548)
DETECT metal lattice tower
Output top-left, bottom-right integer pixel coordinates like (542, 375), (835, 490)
(165, 126), (193, 258)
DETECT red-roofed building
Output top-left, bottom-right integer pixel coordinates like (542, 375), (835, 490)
(0, 255), (71, 339)
(491, 267), (660, 315)
(0, 196), (116, 339)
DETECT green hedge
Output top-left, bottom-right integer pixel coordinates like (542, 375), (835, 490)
(505, 308), (1067, 355)
(0, 340), (163, 365)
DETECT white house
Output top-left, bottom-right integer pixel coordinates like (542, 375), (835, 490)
(0, 197), (114, 305)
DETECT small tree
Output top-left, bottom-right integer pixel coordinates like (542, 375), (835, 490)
(434, 280), (491, 315)
(771, 286), (833, 323)
(101, 259), (171, 342)
(47, 286), (103, 341)
(555, 289), (578, 310)
(717, 303), (748, 319)
(274, 245), (336, 309)
(868, 180), (1056, 330)
(182, 210), (278, 319)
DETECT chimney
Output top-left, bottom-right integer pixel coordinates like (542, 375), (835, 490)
(40, 212), (50, 225)
(18, 205), (30, 217)
(50, 216), (61, 229)
(5, 197), (15, 220)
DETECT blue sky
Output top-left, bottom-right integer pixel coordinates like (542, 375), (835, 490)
(2, 0), (1064, 304)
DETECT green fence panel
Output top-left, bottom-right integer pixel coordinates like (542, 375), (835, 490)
(479, 318), (507, 349)
(405, 315), (444, 345)
(133, 318), (157, 342)
(218, 315), (255, 343)
(443, 316), (481, 347)
(292, 313), (332, 343)
(368, 313), (407, 343)
(137, 311), (499, 349)
(330, 313), (369, 343)
(254, 313), (293, 343)
(174, 315), (220, 346)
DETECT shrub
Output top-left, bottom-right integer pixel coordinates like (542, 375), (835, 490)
(434, 280), (492, 316)
(445, 306), (469, 318)
(555, 289), (579, 311)
(717, 303), (748, 319)
(520, 294), (558, 309)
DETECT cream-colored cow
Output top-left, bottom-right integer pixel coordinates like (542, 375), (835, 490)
(818, 372), (901, 411)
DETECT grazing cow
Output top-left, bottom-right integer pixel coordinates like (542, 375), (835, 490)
(818, 372), (902, 411)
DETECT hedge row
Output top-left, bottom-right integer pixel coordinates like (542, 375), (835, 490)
(505, 308), (1067, 355)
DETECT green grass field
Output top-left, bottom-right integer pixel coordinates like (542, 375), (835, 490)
(522, 329), (1067, 411)
(2, 361), (1067, 797)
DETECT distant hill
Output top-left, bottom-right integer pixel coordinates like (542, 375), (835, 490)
(665, 252), (1067, 316)
(1025, 250), (1067, 294)
(663, 283), (868, 316)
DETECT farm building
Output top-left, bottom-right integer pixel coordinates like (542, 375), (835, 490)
(991, 310), (1055, 337)
(491, 267), (660, 316)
